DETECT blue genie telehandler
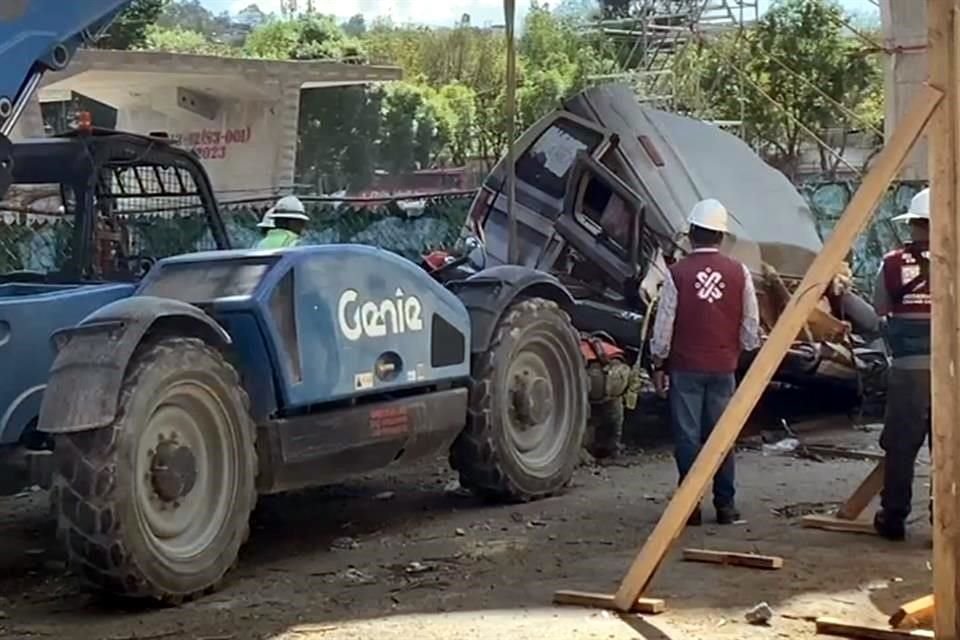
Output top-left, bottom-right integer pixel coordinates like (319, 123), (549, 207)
(40, 246), (589, 602)
(2, 1), (593, 604)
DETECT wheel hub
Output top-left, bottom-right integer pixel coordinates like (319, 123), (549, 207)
(511, 372), (553, 426)
(149, 434), (198, 504)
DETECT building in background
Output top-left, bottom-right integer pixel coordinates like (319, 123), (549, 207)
(10, 49), (401, 200)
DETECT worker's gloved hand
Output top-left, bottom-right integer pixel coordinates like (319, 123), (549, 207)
(830, 261), (853, 297)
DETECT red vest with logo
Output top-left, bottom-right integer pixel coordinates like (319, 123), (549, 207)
(882, 242), (931, 316)
(668, 251), (746, 374)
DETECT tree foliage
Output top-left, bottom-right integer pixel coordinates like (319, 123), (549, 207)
(244, 14), (363, 60)
(674, 0), (881, 179)
(97, 0), (169, 50)
(131, 0), (885, 190)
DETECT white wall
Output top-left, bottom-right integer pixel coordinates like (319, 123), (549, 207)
(114, 86), (286, 200)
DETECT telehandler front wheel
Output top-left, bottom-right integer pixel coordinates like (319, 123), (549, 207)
(452, 298), (588, 501)
(51, 337), (257, 603)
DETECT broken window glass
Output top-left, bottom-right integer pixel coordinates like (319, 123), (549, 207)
(515, 119), (603, 200)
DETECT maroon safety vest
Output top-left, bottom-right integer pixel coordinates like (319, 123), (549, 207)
(668, 251), (747, 374)
(882, 242), (931, 316)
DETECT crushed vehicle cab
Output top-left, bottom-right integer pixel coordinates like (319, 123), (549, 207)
(0, 130), (229, 493)
(463, 83), (886, 434)
(38, 244), (589, 602)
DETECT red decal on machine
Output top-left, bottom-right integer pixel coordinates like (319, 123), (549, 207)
(369, 407), (409, 437)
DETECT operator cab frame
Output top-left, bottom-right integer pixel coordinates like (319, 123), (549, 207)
(1, 129), (229, 284)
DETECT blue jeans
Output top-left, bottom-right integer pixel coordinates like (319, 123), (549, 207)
(668, 370), (736, 509)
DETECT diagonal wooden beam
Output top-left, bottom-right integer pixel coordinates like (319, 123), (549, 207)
(549, 83), (943, 614)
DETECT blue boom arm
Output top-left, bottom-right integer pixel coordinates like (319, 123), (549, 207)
(0, 0), (134, 197)
(0, 0), (132, 132)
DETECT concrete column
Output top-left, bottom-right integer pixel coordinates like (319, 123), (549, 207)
(273, 79), (302, 194)
(881, 0), (929, 181)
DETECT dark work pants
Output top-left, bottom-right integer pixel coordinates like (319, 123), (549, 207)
(879, 367), (931, 523)
(668, 371), (736, 509)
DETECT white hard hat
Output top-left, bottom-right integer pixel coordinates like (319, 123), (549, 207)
(687, 198), (729, 233)
(892, 188), (930, 222)
(256, 211), (275, 229)
(268, 195), (309, 221)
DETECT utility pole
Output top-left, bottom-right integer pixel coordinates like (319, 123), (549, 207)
(504, 0), (519, 264)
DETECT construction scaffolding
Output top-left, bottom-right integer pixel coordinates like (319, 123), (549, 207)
(588, 1), (758, 132)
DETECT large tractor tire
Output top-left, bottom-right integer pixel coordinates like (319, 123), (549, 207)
(51, 337), (257, 603)
(585, 398), (624, 460)
(451, 298), (588, 501)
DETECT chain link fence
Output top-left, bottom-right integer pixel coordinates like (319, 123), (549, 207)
(0, 193), (475, 275)
(800, 180), (927, 291)
(0, 182), (925, 280)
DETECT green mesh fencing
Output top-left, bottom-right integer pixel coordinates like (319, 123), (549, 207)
(0, 183), (925, 281)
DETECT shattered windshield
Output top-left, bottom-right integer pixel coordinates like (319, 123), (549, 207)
(516, 119), (603, 199)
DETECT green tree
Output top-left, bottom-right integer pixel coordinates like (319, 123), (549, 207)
(518, 3), (617, 128)
(381, 83), (425, 174)
(141, 24), (237, 55)
(674, 0), (882, 180)
(97, 0), (168, 50)
(244, 14), (360, 60)
(342, 14), (367, 37)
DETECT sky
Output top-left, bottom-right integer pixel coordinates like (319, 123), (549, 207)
(199, 0), (879, 28)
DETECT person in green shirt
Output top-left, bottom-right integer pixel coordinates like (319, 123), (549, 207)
(255, 196), (309, 249)
(255, 209), (275, 238)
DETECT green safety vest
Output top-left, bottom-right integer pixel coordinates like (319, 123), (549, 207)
(256, 229), (300, 250)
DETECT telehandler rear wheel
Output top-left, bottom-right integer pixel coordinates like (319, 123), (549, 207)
(50, 337), (257, 603)
(452, 298), (588, 501)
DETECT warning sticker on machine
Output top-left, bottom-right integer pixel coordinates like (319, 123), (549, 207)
(354, 372), (374, 390)
(369, 407), (410, 437)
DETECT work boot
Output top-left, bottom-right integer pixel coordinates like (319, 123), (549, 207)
(716, 505), (741, 525)
(874, 510), (906, 541)
(687, 506), (702, 527)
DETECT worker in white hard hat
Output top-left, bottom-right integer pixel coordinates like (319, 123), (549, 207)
(649, 198), (760, 527)
(255, 209), (275, 242)
(256, 196), (309, 249)
(872, 187), (931, 541)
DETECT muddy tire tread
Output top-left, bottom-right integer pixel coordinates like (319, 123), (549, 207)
(450, 298), (587, 502)
(51, 337), (257, 604)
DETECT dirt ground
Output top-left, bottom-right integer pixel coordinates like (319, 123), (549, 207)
(0, 398), (935, 640)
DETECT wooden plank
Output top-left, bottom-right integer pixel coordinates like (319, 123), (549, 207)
(801, 514), (877, 535)
(552, 590), (666, 614)
(837, 461), (886, 520)
(815, 617), (935, 640)
(890, 595), (935, 630)
(566, 85), (943, 614)
(681, 548), (783, 570)
(928, 2), (960, 638)
(803, 445), (886, 463)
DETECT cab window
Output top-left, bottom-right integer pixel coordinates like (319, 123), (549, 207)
(515, 119), (603, 200)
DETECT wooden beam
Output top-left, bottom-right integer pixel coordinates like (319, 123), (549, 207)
(928, 1), (960, 638)
(890, 595), (935, 630)
(552, 590), (666, 614)
(557, 85), (943, 614)
(800, 514), (878, 535)
(681, 548), (783, 570)
(815, 617), (935, 640)
(837, 461), (886, 520)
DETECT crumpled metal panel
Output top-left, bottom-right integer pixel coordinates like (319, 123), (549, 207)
(563, 83), (823, 278)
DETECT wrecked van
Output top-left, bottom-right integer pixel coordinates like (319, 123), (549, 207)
(464, 83), (887, 403)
